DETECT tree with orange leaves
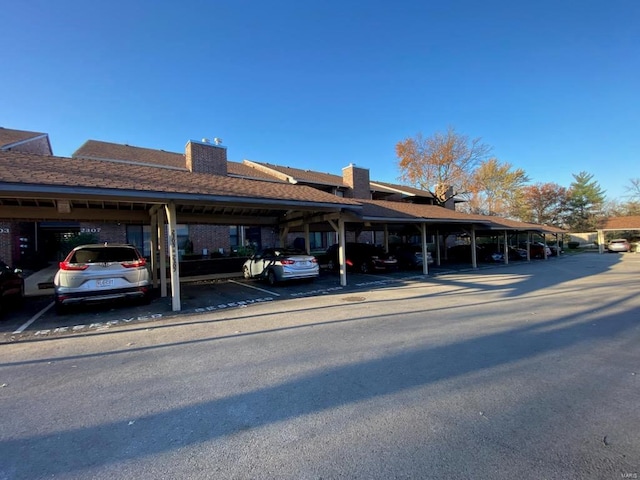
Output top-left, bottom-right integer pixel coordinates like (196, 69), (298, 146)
(396, 127), (492, 206)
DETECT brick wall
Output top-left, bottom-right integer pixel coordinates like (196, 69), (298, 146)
(185, 140), (227, 175)
(342, 164), (371, 199)
(189, 225), (231, 255)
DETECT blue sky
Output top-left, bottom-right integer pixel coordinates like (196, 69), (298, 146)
(2, 0), (638, 200)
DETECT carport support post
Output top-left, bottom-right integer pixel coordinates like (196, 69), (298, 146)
(304, 223), (310, 254)
(150, 208), (159, 288)
(279, 227), (289, 248)
(598, 230), (605, 254)
(420, 223), (429, 275)
(503, 230), (509, 265)
(383, 224), (389, 253)
(436, 229), (441, 266)
(164, 201), (181, 312)
(526, 232), (531, 261)
(543, 233), (548, 259)
(471, 225), (478, 269)
(338, 217), (347, 287)
(158, 207), (168, 298)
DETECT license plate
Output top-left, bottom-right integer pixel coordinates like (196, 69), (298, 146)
(96, 279), (115, 288)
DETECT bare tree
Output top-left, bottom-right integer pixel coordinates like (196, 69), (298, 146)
(625, 178), (640, 201)
(396, 127), (492, 206)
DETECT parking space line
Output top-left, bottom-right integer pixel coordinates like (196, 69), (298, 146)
(228, 280), (280, 297)
(13, 302), (54, 334)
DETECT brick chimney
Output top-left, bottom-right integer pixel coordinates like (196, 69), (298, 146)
(185, 138), (227, 175)
(342, 163), (371, 199)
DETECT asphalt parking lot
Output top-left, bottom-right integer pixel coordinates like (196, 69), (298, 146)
(1, 251), (638, 479)
(0, 254), (610, 342)
(0, 266), (448, 341)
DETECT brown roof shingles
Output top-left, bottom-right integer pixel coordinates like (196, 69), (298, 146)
(369, 180), (434, 198)
(73, 140), (288, 182)
(243, 160), (346, 187)
(599, 216), (640, 230)
(0, 127), (46, 148)
(0, 151), (359, 206)
(73, 140), (186, 169)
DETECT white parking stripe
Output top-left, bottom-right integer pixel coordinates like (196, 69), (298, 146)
(13, 302), (54, 334)
(228, 280), (280, 297)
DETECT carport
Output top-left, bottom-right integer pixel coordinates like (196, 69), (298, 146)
(596, 216), (640, 253)
(0, 150), (361, 311)
(284, 200), (565, 286)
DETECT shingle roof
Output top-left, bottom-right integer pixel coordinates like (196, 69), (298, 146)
(73, 140), (186, 169)
(369, 180), (434, 198)
(0, 127), (47, 148)
(0, 150), (359, 207)
(598, 216), (640, 230)
(243, 160), (346, 187)
(73, 140), (288, 182)
(359, 200), (490, 223)
(358, 200), (565, 233)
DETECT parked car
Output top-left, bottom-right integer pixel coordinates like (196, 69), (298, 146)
(480, 244), (525, 262)
(243, 248), (319, 285)
(607, 238), (630, 252)
(446, 244), (493, 263)
(326, 243), (398, 273)
(519, 242), (552, 259)
(391, 244), (434, 270)
(0, 259), (24, 316)
(54, 243), (151, 314)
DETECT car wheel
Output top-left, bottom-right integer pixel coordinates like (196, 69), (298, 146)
(243, 266), (251, 279)
(359, 262), (369, 274)
(266, 270), (277, 286)
(327, 259), (336, 271)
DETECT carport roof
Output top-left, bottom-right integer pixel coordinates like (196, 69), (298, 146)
(357, 200), (565, 233)
(597, 215), (640, 230)
(0, 150), (360, 210)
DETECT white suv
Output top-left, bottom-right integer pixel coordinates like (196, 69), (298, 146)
(54, 243), (151, 314)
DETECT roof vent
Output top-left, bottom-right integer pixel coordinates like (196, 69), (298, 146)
(213, 138), (223, 145)
(202, 138), (209, 143)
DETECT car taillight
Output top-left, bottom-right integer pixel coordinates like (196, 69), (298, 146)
(346, 259), (353, 267)
(311, 258), (318, 263)
(281, 259), (295, 265)
(122, 258), (147, 268)
(59, 261), (89, 271)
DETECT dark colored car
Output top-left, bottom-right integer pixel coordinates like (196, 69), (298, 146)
(446, 244), (493, 263)
(326, 243), (398, 273)
(519, 242), (552, 259)
(0, 259), (24, 316)
(479, 243), (525, 262)
(391, 244), (434, 270)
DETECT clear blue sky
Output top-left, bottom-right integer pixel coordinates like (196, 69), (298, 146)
(2, 0), (638, 200)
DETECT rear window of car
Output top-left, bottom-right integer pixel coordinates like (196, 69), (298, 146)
(71, 247), (140, 264)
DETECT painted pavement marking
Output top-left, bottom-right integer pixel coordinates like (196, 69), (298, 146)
(13, 301), (54, 334)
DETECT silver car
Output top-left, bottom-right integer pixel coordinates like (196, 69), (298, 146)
(54, 243), (151, 314)
(607, 238), (630, 252)
(243, 248), (319, 285)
